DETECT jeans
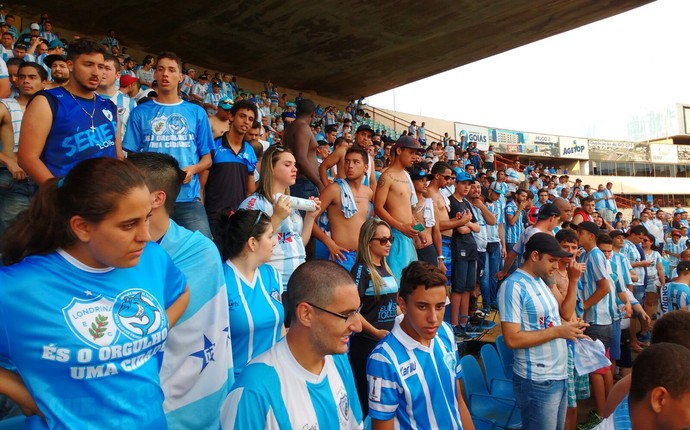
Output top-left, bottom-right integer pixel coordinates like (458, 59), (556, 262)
(513, 374), (567, 430)
(480, 242), (502, 307)
(0, 168), (35, 235)
(171, 200), (212, 239)
(290, 176), (319, 200)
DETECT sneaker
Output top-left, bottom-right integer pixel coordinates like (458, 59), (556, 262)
(636, 331), (651, 344)
(454, 324), (473, 342)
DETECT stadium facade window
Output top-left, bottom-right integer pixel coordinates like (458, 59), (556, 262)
(653, 164), (674, 177)
(634, 163), (652, 177)
(600, 161), (615, 176)
(678, 165), (690, 178)
(616, 162), (634, 177)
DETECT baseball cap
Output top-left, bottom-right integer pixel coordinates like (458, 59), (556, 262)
(525, 233), (573, 258)
(455, 171), (473, 183)
(119, 75), (138, 87)
(672, 229), (683, 237)
(286, 101), (296, 108)
(198, 74), (208, 80)
(14, 43), (27, 50)
(408, 167), (427, 181)
(537, 203), (561, 219)
(218, 97), (233, 110)
(44, 54), (66, 68)
(48, 39), (65, 50)
(211, 82), (220, 88)
(677, 260), (690, 272)
(635, 198), (641, 202)
(355, 124), (374, 136)
(393, 135), (422, 151)
(489, 181), (504, 195)
(609, 230), (626, 239)
(30, 23), (40, 31)
(572, 221), (600, 237)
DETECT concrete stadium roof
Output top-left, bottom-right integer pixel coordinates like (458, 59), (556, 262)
(18, 0), (652, 99)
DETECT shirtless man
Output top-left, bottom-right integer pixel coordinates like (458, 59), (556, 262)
(319, 123), (376, 192)
(553, 197), (574, 232)
(283, 99), (324, 197)
(374, 136), (422, 281)
(312, 146), (373, 271)
(427, 161), (455, 282)
(208, 97), (233, 139)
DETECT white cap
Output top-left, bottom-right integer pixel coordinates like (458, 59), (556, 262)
(30, 23), (40, 31)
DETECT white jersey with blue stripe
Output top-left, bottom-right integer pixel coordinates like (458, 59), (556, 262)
(610, 252), (632, 320)
(667, 281), (690, 311)
(622, 241), (645, 287)
(366, 318), (463, 430)
(504, 200), (524, 244)
(239, 194), (305, 291)
(579, 248), (616, 325)
(0, 97), (22, 151)
(158, 221), (233, 430)
(100, 91), (137, 139)
(221, 339), (363, 429)
(224, 261), (284, 378)
(471, 203), (488, 253)
(665, 238), (686, 267)
(485, 199), (504, 243)
(499, 269), (567, 381)
(511, 225), (549, 256)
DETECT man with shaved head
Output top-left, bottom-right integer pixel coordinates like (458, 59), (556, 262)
(553, 197), (574, 233)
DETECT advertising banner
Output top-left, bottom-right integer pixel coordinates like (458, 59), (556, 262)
(489, 128), (525, 145)
(650, 144), (678, 163)
(558, 137), (590, 159)
(455, 123), (490, 151)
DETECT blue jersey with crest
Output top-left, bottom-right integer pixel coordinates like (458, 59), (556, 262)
(224, 261), (284, 378)
(123, 100), (213, 202)
(35, 87), (118, 177)
(0, 243), (186, 429)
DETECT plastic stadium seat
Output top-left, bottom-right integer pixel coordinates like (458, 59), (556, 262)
(495, 335), (514, 379)
(460, 355), (521, 429)
(480, 344), (516, 400)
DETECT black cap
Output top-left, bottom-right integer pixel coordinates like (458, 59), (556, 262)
(537, 203), (561, 219)
(394, 135), (423, 151)
(408, 166), (427, 181)
(44, 54), (66, 68)
(609, 230), (625, 239)
(525, 232), (573, 258)
(355, 124), (374, 136)
(572, 221), (600, 237)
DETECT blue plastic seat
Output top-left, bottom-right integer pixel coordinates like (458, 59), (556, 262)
(460, 355), (521, 429)
(495, 335), (514, 379)
(480, 344), (515, 399)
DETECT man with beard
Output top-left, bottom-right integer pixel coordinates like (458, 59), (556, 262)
(18, 38), (119, 184)
(44, 54), (69, 88)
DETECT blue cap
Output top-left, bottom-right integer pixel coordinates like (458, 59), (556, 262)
(452, 167), (462, 176)
(218, 97), (234, 110)
(489, 181), (504, 195)
(287, 101), (296, 107)
(48, 39), (65, 49)
(455, 171), (473, 183)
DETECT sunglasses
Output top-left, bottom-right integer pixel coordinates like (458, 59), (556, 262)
(370, 236), (394, 246)
(439, 175), (453, 180)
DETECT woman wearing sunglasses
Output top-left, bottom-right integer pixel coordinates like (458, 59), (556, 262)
(0, 158), (189, 428)
(217, 208), (285, 379)
(348, 218), (399, 417)
(239, 145), (320, 292)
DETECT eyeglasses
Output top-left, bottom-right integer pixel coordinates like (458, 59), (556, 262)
(307, 302), (363, 323)
(370, 236), (394, 245)
(439, 175), (453, 180)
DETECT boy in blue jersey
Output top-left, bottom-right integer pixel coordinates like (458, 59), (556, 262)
(366, 261), (474, 430)
(18, 38), (120, 184)
(504, 188), (529, 274)
(123, 51), (213, 238)
(128, 152), (233, 430)
(499, 232), (588, 430)
(221, 260), (364, 429)
(666, 260), (690, 311)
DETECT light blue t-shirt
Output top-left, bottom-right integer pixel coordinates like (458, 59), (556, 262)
(221, 339), (363, 429)
(499, 269), (567, 381)
(667, 281), (690, 311)
(0, 244), (186, 429)
(579, 247), (617, 325)
(504, 200), (524, 244)
(366, 318), (464, 429)
(224, 261), (284, 378)
(123, 100), (213, 202)
(158, 220), (233, 430)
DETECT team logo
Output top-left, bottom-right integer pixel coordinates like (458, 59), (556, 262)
(102, 109), (113, 122)
(337, 389), (350, 425)
(166, 113), (188, 135)
(62, 295), (118, 348)
(113, 289), (166, 339)
(270, 291), (281, 303)
(152, 115), (168, 135)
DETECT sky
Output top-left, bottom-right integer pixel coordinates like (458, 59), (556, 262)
(368, 0), (690, 141)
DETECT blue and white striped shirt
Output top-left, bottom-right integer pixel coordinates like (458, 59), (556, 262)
(366, 318), (463, 429)
(486, 199), (504, 244)
(667, 281), (690, 311)
(504, 200), (524, 244)
(499, 269), (568, 381)
(579, 248), (616, 325)
(665, 238), (686, 268)
(622, 240), (645, 287)
(610, 252), (632, 320)
(0, 98), (22, 151)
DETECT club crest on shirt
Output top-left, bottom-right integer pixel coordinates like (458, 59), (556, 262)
(113, 289), (166, 340)
(102, 108), (113, 122)
(62, 295), (118, 348)
(270, 290), (281, 303)
(337, 388), (350, 425)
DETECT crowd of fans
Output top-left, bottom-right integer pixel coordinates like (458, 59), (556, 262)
(0, 10), (688, 430)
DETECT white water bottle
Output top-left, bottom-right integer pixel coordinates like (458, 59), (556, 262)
(274, 193), (317, 212)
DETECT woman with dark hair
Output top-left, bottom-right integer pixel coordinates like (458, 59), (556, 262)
(239, 145), (320, 290)
(0, 157), (189, 428)
(217, 208), (284, 378)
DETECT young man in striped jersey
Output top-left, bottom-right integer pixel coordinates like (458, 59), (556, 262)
(98, 53), (136, 140)
(504, 188), (528, 274)
(499, 233), (588, 430)
(366, 261), (474, 430)
(666, 260), (690, 311)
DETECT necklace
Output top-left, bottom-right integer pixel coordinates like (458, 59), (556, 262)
(67, 89), (97, 133)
